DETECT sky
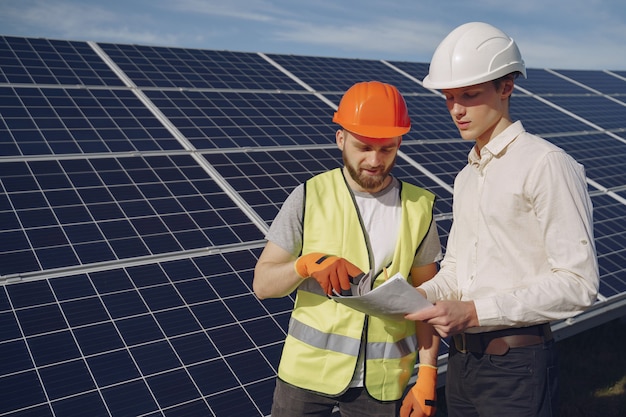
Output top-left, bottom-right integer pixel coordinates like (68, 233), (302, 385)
(1, 0), (626, 71)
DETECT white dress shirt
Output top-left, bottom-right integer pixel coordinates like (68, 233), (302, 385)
(420, 121), (599, 332)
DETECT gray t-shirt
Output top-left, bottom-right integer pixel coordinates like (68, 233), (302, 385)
(266, 177), (442, 270)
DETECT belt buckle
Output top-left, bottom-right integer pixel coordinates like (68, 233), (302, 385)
(454, 333), (468, 353)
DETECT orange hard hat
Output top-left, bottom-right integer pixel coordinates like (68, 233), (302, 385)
(333, 81), (411, 138)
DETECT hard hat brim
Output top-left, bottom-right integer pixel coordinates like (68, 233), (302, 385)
(422, 65), (526, 90)
(339, 122), (411, 138)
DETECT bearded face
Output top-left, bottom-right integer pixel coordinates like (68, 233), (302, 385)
(343, 151), (395, 191)
(336, 129), (401, 193)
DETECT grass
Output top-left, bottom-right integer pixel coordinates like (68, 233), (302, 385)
(557, 317), (626, 417)
(433, 318), (626, 416)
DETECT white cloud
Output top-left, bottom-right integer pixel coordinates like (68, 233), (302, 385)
(272, 18), (445, 60)
(0, 0), (624, 69)
(161, 0), (284, 22)
(0, 0), (177, 45)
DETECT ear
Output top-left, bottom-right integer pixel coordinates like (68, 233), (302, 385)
(501, 78), (515, 99)
(336, 129), (345, 150)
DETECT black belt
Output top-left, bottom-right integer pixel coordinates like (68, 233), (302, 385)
(452, 323), (553, 355)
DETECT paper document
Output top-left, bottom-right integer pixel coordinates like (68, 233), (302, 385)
(332, 272), (432, 321)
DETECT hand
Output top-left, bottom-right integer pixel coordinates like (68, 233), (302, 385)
(295, 253), (364, 295)
(405, 300), (478, 338)
(400, 364), (437, 417)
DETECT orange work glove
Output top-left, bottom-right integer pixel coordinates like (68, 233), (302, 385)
(400, 364), (437, 417)
(295, 253), (363, 296)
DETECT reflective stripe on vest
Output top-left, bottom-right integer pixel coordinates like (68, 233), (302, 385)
(289, 317), (418, 359)
(288, 317), (361, 356)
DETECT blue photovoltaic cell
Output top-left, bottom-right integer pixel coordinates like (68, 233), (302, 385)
(402, 95), (461, 140)
(0, 155), (263, 276)
(0, 86), (183, 156)
(0, 250), (287, 417)
(1, 35), (625, 417)
(145, 89), (338, 149)
(394, 155), (455, 216)
(542, 95), (626, 132)
(203, 144), (455, 220)
(400, 141), (470, 192)
(386, 61), (432, 85)
(555, 69), (626, 95)
(98, 43), (305, 91)
(510, 95), (595, 135)
(590, 194), (626, 297)
(266, 53), (429, 94)
(0, 36), (124, 87)
(204, 148), (342, 223)
(517, 68), (593, 95)
(546, 133), (626, 189)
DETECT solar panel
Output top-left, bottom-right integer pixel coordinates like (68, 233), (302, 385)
(0, 250), (286, 416)
(509, 95), (595, 135)
(0, 36), (125, 86)
(590, 194), (626, 297)
(547, 69), (626, 96)
(546, 132), (626, 189)
(0, 155), (265, 276)
(1, 35), (626, 416)
(517, 68), (592, 95)
(543, 95), (626, 132)
(402, 95), (462, 140)
(144, 90), (337, 148)
(0, 86), (183, 156)
(266, 54), (428, 93)
(98, 43), (304, 91)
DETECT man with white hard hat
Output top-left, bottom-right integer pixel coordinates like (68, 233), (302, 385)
(402, 22), (599, 417)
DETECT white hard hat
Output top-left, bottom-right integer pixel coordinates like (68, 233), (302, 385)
(422, 22), (526, 90)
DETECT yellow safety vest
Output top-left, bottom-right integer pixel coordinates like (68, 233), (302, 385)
(278, 168), (435, 401)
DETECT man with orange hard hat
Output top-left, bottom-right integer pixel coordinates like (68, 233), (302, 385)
(254, 81), (442, 416)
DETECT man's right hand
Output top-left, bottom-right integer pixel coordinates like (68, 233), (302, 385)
(295, 253), (364, 296)
(404, 300), (479, 337)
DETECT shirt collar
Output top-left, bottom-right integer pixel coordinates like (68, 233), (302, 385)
(468, 121), (525, 166)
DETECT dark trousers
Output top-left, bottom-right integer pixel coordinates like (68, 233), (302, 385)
(270, 378), (399, 417)
(446, 338), (559, 417)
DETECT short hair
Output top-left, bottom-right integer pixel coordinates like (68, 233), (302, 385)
(492, 72), (522, 89)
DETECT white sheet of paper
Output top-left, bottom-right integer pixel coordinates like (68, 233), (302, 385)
(332, 272), (432, 321)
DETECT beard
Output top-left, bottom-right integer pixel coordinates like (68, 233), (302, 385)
(343, 154), (394, 191)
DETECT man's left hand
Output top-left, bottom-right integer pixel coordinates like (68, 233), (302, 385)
(399, 364), (437, 417)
